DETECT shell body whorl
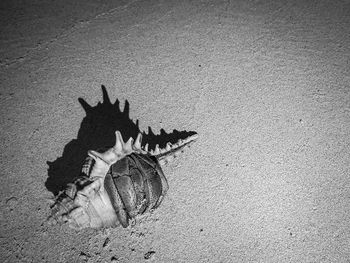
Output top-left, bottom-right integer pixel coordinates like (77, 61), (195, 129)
(103, 153), (169, 228)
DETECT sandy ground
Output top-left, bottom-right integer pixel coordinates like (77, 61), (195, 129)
(1, 0), (350, 262)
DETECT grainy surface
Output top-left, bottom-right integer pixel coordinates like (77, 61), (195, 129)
(1, 0), (349, 262)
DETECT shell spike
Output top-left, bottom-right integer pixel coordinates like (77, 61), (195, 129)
(152, 133), (198, 165)
(114, 131), (124, 153)
(125, 137), (134, 152)
(165, 142), (172, 151)
(154, 144), (160, 155)
(133, 133), (142, 150)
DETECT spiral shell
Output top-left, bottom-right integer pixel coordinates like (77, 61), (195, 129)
(49, 130), (197, 230)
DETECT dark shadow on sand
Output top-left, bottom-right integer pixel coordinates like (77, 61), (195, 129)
(46, 85), (197, 195)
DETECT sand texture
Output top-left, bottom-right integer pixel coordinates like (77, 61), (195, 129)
(1, 0), (349, 262)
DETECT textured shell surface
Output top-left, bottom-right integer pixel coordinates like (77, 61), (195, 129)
(49, 130), (198, 230)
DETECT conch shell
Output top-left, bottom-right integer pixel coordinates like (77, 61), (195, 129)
(49, 130), (198, 229)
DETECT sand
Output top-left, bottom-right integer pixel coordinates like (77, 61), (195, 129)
(1, 0), (349, 262)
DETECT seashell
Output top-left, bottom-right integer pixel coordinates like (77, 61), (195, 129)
(49, 130), (198, 230)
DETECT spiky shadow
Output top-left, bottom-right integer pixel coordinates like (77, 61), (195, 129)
(46, 85), (197, 195)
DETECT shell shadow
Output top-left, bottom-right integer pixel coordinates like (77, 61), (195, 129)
(45, 85), (197, 195)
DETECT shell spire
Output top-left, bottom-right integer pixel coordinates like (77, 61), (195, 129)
(88, 130), (199, 175)
(147, 133), (199, 166)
